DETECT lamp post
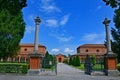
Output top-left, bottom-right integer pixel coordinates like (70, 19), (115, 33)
(34, 16), (41, 52)
(103, 18), (112, 53)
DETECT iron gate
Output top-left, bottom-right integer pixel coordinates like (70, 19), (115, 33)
(84, 55), (104, 75)
(41, 58), (57, 75)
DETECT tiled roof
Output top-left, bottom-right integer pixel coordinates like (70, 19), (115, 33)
(19, 44), (46, 48)
(77, 44), (106, 48)
(56, 53), (66, 57)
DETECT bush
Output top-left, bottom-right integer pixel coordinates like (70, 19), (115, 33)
(0, 63), (28, 74)
(117, 63), (120, 72)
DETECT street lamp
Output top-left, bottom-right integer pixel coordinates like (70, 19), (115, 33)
(34, 16), (41, 52)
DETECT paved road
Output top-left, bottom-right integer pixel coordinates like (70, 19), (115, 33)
(0, 63), (119, 80)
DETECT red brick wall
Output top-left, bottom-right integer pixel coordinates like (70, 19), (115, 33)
(56, 54), (65, 63)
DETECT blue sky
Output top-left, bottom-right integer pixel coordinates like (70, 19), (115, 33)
(21, 0), (114, 55)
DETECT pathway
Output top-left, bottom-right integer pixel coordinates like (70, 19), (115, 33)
(0, 63), (119, 80)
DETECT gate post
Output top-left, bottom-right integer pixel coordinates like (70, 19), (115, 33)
(28, 53), (42, 75)
(103, 18), (119, 76)
(28, 16), (42, 75)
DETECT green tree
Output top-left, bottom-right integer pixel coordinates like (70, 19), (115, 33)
(0, 0), (27, 15)
(0, 0), (27, 59)
(69, 57), (73, 65)
(72, 56), (76, 66)
(75, 55), (81, 66)
(103, 0), (120, 63)
(91, 55), (96, 65)
(0, 10), (25, 59)
(42, 51), (55, 68)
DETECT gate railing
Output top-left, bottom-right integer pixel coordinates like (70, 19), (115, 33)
(84, 55), (104, 75)
(41, 58), (57, 75)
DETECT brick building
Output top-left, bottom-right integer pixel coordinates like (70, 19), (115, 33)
(56, 54), (65, 63)
(5, 44), (46, 62)
(76, 44), (107, 63)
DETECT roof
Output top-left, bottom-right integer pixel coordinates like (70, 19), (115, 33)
(77, 44), (106, 49)
(56, 53), (66, 57)
(19, 44), (46, 48)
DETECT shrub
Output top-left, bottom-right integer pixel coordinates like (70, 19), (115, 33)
(0, 63), (28, 74)
(69, 57), (73, 65)
(75, 55), (81, 66)
(117, 63), (120, 72)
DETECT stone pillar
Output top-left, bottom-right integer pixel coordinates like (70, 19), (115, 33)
(103, 18), (119, 76)
(34, 16), (41, 52)
(28, 16), (42, 75)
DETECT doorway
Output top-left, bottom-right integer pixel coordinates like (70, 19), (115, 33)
(58, 58), (62, 63)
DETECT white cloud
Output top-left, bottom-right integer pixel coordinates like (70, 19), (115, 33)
(58, 36), (73, 42)
(81, 33), (105, 44)
(50, 34), (73, 42)
(51, 48), (59, 52)
(45, 19), (58, 27)
(25, 26), (35, 33)
(64, 48), (74, 53)
(45, 14), (70, 27)
(60, 14), (70, 26)
(40, 0), (61, 13)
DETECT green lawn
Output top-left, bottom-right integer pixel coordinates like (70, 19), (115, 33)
(75, 64), (104, 71)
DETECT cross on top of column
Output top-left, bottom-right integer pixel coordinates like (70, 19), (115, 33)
(35, 16), (41, 25)
(103, 18), (110, 26)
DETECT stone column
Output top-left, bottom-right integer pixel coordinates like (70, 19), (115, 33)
(103, 18), (119, 76)
(34, 16), (41, 52)
(28, 16), (42, 75)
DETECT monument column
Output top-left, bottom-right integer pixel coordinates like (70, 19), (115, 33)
(103, 18), (119, 76)
(28, 16), (42, 75)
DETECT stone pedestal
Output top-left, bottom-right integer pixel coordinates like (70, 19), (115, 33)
(28, 52), (42, 75)
(104, 52), (119, 76)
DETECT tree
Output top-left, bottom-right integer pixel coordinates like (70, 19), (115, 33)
(75, 55), (81, 66)
(103, 0), (118, 8)
(91, 55), (96, 65)
(0, 0), (27, 59)
(0, 10), (25, 59)
(103, 0), (120, 63)
(0, 0), (27, 15)
(42, 51), (55, 68)
(69, 57), (73, 65)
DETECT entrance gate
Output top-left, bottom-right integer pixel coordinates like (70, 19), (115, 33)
(41, 58), (57, 75)
(84, 55), (104, 75)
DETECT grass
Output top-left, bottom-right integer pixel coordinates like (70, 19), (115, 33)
(75, 64), (104, 71)
(75, 64), (84, 70)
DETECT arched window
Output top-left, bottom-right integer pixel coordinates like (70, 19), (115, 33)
(24, 48), (27, 51)
(86, 49), (88, 52)
(96, 49), (99, 52)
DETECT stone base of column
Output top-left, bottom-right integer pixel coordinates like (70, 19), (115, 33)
(105, 70), (120, 76)
(28, 69), (41, 75)
(104, 52), (120, 76)
(28, 52), (42, 75)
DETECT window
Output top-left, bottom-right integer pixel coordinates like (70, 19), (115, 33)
(24, 48), (27, 51)
(86, 49), (88, 52)
(96, 49), (99, 52)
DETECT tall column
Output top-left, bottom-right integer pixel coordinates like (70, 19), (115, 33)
(34, 16), (41, 52)
(103, 18), (119, 76)
(103, 18), (112, 53)
(28, 16), (42, 75)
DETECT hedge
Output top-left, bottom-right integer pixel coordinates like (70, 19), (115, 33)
(117, 63), (120, 72)
(0, 63), (28, 74)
